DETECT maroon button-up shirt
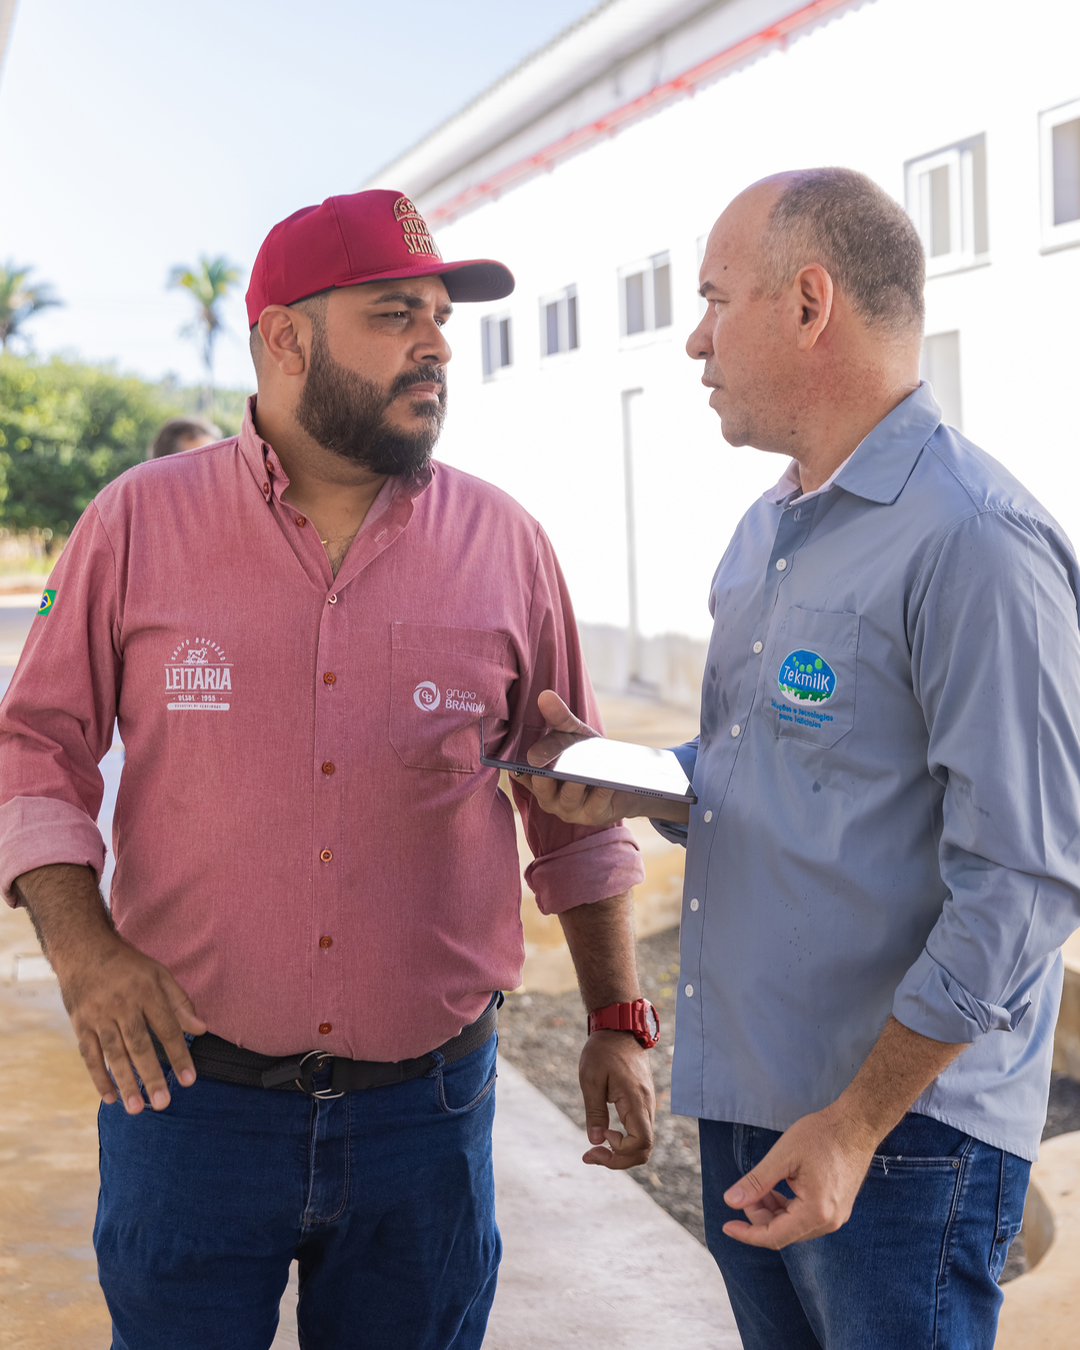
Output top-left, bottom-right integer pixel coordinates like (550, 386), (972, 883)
(0, 401), (642, 1059)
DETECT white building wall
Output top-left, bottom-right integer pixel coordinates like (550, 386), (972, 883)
(396, 0), (1080, 641)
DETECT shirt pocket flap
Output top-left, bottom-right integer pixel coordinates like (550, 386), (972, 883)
(390, 623), (513, 772)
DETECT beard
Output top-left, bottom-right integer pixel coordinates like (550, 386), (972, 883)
(295, 322), (446, 476)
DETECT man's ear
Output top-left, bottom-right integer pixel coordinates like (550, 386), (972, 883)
(793, 264), (834, 351)
(257, 306), (309, 377)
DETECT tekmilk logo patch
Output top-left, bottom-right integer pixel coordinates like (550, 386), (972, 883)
(37, 589), (56, 616)
(777, 649), (837, 704)
(165, 638), (232, 712)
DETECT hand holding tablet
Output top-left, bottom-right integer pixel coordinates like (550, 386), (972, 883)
(482, 691), (694, 827)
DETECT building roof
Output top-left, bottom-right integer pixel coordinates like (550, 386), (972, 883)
(363, 0), (729, 204)
(364, 0), (865, 222)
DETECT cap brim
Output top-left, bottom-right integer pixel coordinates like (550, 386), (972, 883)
(332, 257), (515, 303)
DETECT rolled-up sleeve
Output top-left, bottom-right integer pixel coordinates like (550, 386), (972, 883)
(0, 503), (119, 902)
(508, 524), (644, 913)
(893, 508), (1080, 1043)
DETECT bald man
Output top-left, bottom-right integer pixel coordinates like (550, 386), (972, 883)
(523, 168), (1080, 1349)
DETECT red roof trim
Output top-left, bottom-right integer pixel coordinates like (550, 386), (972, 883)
(429, 0), (863, 225)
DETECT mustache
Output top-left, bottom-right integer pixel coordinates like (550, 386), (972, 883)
(390, 365), (446, 399)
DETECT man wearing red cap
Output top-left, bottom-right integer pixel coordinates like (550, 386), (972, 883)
(0, 191), (654, 1349)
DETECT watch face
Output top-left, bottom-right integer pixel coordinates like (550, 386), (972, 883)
(644, 1003), (659, 1040)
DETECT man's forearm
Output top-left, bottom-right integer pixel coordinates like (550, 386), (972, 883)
(14, 863), (114, 973)
(831, 1014), (966, 1147)
(557, 890), (655, 1170)
(557, 891), (640, 1010)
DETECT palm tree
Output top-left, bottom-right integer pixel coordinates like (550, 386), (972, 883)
(0, 262), (62, 351)
(169, 255), (242, 411)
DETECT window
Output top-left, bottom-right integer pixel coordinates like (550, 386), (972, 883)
(481, 314), (512, 379)
(905, 136), (989, 275)
(540, 286), (578, 356)
(619, 252), (672, 336)
(1039, 98), (1080, 251)
(920, 331), (962, 431)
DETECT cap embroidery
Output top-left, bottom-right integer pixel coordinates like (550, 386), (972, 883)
(393, 196), (442, 260)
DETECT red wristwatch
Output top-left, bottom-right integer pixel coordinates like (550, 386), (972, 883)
(587, 999), (660, 1049)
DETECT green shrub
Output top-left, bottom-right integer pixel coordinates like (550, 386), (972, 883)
(0, 354), (250, 535)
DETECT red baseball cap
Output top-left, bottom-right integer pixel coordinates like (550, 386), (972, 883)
(245, 190), (514, 328)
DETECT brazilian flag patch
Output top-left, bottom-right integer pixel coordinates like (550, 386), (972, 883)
(37, 589), (56, 616)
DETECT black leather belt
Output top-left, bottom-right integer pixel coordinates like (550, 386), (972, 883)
(154, 997), (500, 1099)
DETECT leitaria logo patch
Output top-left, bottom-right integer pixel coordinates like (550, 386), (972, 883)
(778, 649), (836, 704)
(165, 637), (232, 711)
(413, 680), (441, 711)
(37, 589), (56, 616)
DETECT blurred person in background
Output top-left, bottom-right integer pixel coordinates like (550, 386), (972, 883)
(148, 414), (222, 458)
(522, 167), (1080, 1350)
(0, 191), (655, 1350)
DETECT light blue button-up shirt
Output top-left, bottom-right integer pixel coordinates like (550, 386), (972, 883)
(659, 383), (1080, 1160)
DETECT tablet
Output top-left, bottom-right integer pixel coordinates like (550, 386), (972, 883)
(479, 721), (696, 804)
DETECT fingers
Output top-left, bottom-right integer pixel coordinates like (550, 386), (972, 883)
(76, 1029), (118, 1105)
(723, 1143), (791, 1212)
(63, 948), (205, 1115)
(580, 1059), (613, 1148)
(536, 689), (586, 732)
(590, 1099), (653, 1169)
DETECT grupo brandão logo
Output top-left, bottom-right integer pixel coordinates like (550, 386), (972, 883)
(778, 649), (836, 704)
(413, 680), (441, 711)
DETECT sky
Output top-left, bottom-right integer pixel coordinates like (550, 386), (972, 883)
(0, 0), (602, 389)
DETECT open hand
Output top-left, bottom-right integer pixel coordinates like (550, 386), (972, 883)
(57, 928), (208, 1114)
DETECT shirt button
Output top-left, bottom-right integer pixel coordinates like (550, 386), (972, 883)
(319, 1022), (332, 1035)
(322, 762), (335, 775)
(684, 984), (694, 998)
(775, 558), (787, 571)
(690, 898), (699, 912)
(703, 809), (713, 823)
(731, 724), (741, 737)
(323, 672), (336, 685)
(328, 593), (337, 604)
(295, 515), (307, 527)
(752, 641), (763, 654)
(319, 935), (333, 949)
(320, 849), (333, 862)
(262, 482), (270, 494)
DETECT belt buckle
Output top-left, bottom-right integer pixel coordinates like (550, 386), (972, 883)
(295, 1049), (344, 1099)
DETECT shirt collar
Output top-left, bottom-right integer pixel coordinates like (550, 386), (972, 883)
(762, 382), (943, 508)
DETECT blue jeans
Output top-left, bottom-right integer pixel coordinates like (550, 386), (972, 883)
(94, 1030), (500, 1350)
(699, 1113), (1030, 1350)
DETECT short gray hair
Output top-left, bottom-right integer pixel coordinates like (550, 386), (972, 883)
(757, 168), (925, 334)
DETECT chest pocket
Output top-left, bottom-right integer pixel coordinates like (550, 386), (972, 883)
(390, 623), (513, 772)
(762, 606), (859, 749)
